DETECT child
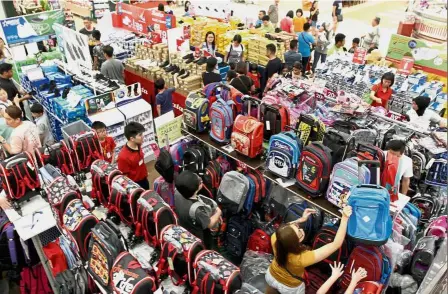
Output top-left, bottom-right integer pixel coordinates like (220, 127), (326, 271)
(0, 87), (11, 110)
(316, 262), (368, 294)
(247, 63), (261, 93)
(30, 103), (54, 146)
(0, 87), (12, 142)
(155, 78), (175, 116)
(348, 37), (360, 53)
(92, 121), (116, 163)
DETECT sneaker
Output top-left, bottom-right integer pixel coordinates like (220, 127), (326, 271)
(165, 65), (176, 72)
(186, 58), (194, 64)
(178, 69), (186, 76)
(171, 66), (180, 74)
(180, 71), (190, 79)
(182, 53), (193, 60)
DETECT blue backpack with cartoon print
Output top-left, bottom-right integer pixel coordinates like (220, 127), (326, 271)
(266, 132), (303, 179)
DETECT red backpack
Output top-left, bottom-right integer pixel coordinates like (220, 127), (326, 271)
(68, 131), (104, 172)
(246, 229), (272, 254)
(34, 141), (75, 176)
(91, 160), (122, 208)
(381, 152), (400, 202)
(20, 264), (53, 294)
(109, 175), (145, 226)
(43, 239), (68, 276)
(356, 281), (383, 294)
(246, 169), (266, 203)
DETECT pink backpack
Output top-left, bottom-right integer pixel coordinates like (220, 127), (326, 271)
(425, 215), (447, 238)
(153, 176), (175, 207)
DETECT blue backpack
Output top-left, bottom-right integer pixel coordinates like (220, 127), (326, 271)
(209, 97), (234, 144)
(266, 132), (303, 178)
(283, 202), (321, 243)
(380, 252), (392, 285)
(183, 92), (210, 132)
(243, 175), (256, 215)
(403, 202), (421, 224)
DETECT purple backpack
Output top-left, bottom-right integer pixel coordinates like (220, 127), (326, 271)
(153, 176), (175, 207)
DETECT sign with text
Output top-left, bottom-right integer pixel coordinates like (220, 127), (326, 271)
(397, 56), (415, 75)
(84, 93), (115, 115)
(156, 115), (183, 147)
(113, 83), (142, 107)
(352, 47), (367, 64)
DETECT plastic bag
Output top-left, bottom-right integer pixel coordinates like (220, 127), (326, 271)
(389, 273), (418, 294)
(240, 250), (273, 283)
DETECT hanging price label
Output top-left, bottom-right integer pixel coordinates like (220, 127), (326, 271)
(352, 47), (367, 64)
(397, 56), (414, 75)
(314, 92), (325, 100)
(324, 88), (337, 99)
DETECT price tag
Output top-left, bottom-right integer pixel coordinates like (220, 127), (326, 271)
(314, 92), (325, 100)
(168, 257), (174, 270)
(266, 120), (271, 130)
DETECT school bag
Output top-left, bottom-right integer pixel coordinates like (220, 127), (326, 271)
(155, 148), (175, 183)
(111, 252), (157, 294)
(305, 266), (330, 294)
(134, 190), (178, 247)
(261, 103), (289, 141)
(295, 142), (333, 197)
(34, 141), (75, 175)
(264, 183), (295, 219)
(203, 82), (231, 106)
(410, 192), (440, 223)
(209, 97), (235, 144)
(331, 120), (359, 134)
(266, 131), (303, 179)
(192, 250), (242, 294)
(425, 155), (447, 187)
(109, 175), (145, 226)
(184, 91), (210, 132)
(323, 128), (354, 165)
(158, 225), (205, 286)
(247, 228), (273, 254)
(356, 143), (385, 184)
(283, 202), (322, 244)
(153, 176), (175, 207)
(354, 281), (383, 294)
(245, 169), (266, 205)
(0, 151), (41, 204)
(381, 152), (400, 202)
(425, 215), (447, 238)
(46, 176), (81, 221)
(216, 171), (250, 214)
(410, 236), (438, 282)
(170, 138), (191, 172)
(91, 159), (122, 208)
(182, 145), (210, 176)
(411, 150), (427, 180)
(56, 267), (88, 294)
(225, 215), (253, 258)
(68, 131), (103, 172)
(296, 114), (326, 146)
(20, 264), (53, 294)
(326, 158), (370, 208)
(62, 199), (99, 260)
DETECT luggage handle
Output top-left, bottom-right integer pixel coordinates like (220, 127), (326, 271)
(242, 95), (261, 120)
(358, 160), (381, 187)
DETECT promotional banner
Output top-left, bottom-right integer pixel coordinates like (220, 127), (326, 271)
(156, 115), (183, 147)
(397, 56), (415, 75)
(0, 10), (64, 47)
(352, 47), (367, 65)
(85, 93), (115, 115)
(386, 34), (447, 76)
(113, 83), (143, 107)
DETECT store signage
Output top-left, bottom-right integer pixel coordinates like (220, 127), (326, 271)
(156, 115), (183, 147)
(352, 47), (367, 64)
(84, 93), (115, 115)
(113, 84), (142, 107)
(0, 10), (64, 47)
(397, 56), (415, 75)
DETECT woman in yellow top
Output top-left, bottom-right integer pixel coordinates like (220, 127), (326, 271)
(265, 206), (353, 294)
(293, 9), (307, 33)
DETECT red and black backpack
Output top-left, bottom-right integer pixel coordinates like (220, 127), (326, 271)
(91, 159), (122, 208)
(134, 190), (178, 247)
(109, 175), (145, 226)
(201, 160), (222, 199)
(68, 131), (103, 172)
(46, 176), (81, 222)
(34, 141), (75, 175)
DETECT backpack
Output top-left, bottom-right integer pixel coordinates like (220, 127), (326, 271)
(46, 176), (81, 222)
(182, 145), (210, 176)
(411, 150), (427, 180)
(109, 175), (145, 226)
(425, 156), (447, 187)
(62, 199), (99, 260)
(68, 131), (103, 172)
(225, 215), (253, 258)
(153, 176), (175, 207)
(0, 211), (29, 274)
(305, 267), (330, 294)
(283, 202), (322, 244)
(20, 264), (52, 294)
(87, 220), (126, 290)
(264, 183), (296, 219)
(351, 129), (378, 147)
(244, 169), (266, 211)
(34, 141), (75, 175)
(203, 83), (231, 105)
(0, 152), (41, 203)
(381, 152), (400, 202)
(295, 142), (333, 197)
(410, 193), (440, 223)
(216, 171), (250, 214)
(42, 240), (68, 277)
(354, 281), (383, 294)
(111, 252), (157, 294)
(184, 92), (210, 132)
(261, 103), (289, 141)
(425, 215), (447, 238)
(170, 139), (191, 172)
(322, 128), (355, 165)
(296, 114), (325, 146)
(158, 225), (205, 286)
(411, 236), (438, 282)
(91, 160), (122, 208)
(247, 228), (273, 254)
(332, 120), (359, 134)
(266, 131), (303, 179)
(134, 190), (178, 247)
(231, 114), (264, 158)
(209, 97), (235, 144)
(356, 143), (385, 184)
(326, 158), (370, 208)
(192, 250), (242, 294)
(201, 160), (222, 199)
(56, 267), (88, 294)
(155, 148), (175, 183)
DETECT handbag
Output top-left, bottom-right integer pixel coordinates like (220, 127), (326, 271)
(337, 14), (343, 22)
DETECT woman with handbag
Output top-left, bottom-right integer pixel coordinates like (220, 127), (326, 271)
(332, 0), (343, 35)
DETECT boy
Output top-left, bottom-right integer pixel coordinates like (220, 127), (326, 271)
(348, 37), (360, 53)
(328, 33), (346, 56)
(117, 122), (149, 189)
(92, 30), (105, 71)
(92, 121), (116, 163)
(30, 103), (54, 146)
(384, 140), (413, 195)
(101, 45), (124, 84)
(155, 78), (175, 116)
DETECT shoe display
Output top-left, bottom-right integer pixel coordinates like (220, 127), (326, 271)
(182, 53), (193, 60)
(180, 71), (190, 79)
(160, 60), (169, 68)
(178, 69), (186, 76)
(165, 65), (176, 72)
(171, 66), (180, 75)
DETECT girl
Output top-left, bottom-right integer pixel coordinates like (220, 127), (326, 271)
(202, 31), (216, 56)
(247, 63), (261, 92)
(406, 96), (447, 130)
(225, 34), (244, 63)
(312, 22), (331, 74)
(284, 62), (302, 81)
(293, 9), (307, 33)
(370, 72), (394, 109)
(309, 1), (319, 28)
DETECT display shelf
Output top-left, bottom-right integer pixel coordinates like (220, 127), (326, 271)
(182, 128), (265, 171)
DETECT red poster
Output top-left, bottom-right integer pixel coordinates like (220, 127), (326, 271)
(397, 56), (414, 75)
(352, 47), (367, 64)
(183, 25), (191, 39)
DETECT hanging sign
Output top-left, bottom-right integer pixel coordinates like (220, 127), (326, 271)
(397, 56), (415, 75)
(0, 10), (64, 47)
(352, 47), (367, 64)
(156, 115), (183, 147)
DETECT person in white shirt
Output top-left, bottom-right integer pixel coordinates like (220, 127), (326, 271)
(30, 103), (54, 146)
(384, 140), (413, 195)
(406, 96), (447, 130)
(361, 17), (381, 49)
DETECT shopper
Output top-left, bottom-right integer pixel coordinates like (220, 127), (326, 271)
(0, 38), (12, 60)
(332, 0), (343, 35)
(101, 45), (124, 84)
(384, 140), (413, 195)
(328, 33), (346, 56)
(166, 1), (174, 14)
(312, 22), (331, 74)
(79, 17), (95, 38)
(362, 17), (381, 49)
(280, 11), (294, 34)
(117, 122), (149, 190)
(0, 63), (31, 114)
(155, 78), (175, 116)
(158, 3), (165, 12)
(92, 121), (117, 163)
(247, 63), (261, 93)
(184, 1), (191, 16)
(284, 61), (303, 81)
(259, 16), (275, 34)
(202, 31), (216, 56)
(370, 72), (394, 109)
(265, 206), (352, 294)
(297, 23), (315, 75)
(30, 103), (54, 146)
(0, 105), (41, 155)
(0, 88), (12, 144)
(225, 34), (244, 64)
(256, 10), (267, 27)
(268, 0), (280, 27)
(284, 40), (302, 69)
(0, 87), (12, 109)
(265, 44), (282, 79)
(309, 1), (319, 28)
(226, 70), (237, 84)
(92, 30), (105, 71)
(406, 96), (447, 129)
(293, 9), (307, 33)
(202, 57), (221, 86)
(348, 38), (360, 53)
(230, 62), (254, 95)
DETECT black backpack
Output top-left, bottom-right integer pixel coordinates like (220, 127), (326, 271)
(155, 148), (175, 183)
(323, 128), (355, 165)
(34, 141), (76, 176)
(331, 120), (359, 134)
(182, 146), (210, 176)
(225, 215), (253, 259)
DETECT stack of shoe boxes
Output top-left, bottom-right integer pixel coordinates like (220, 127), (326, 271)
(247, 36), (286, 66)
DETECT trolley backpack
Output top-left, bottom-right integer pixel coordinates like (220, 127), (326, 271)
(134, 190), (178, 247)
(225, 214), (253, 258)
(109, 175), (145, 226)
(261, 103), (289, 141)
(154, 148), (175, 183)
(20, 264), (53, 294)
(158, 225), (205, 286)
(209, 97), (235, 144)
(91, 160), (122, 208)
(111, 252), (157, 294)
(266, 131), (303, 179)
(295, 142), (333, 197)
(203, 82), (231, 105)
(46, 176), (81, 221)
(68, 131), (104, 172)
(356, 143), (385, 184)
(87, 220), (126, 290)
(411, 236), (438, 282)
(153, 176), (175, 207)
(347, 161), (392, 246)
(326, 158), (370, 208)
(322, 128), (354, 165)
(296, 114), (326, 146)
(283, 202), (322, 244)
(0, 211), (29, 273)
(192, 250), (242, 294)
(184, 91), (210, 132)
(381, 152), (400, 202)
(0, 152), (41, 204)
(34, 141), (75, 175)
(63, 199), (99, 260)
(410, 192), (440, 223)
(425, 215), (447, 238)
(216, 171), (250, 214)
(182, 145), (210, 176)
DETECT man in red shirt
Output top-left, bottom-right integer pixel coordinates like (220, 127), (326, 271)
(92, 121), (116, 163)
(117, 122), (150, 190)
